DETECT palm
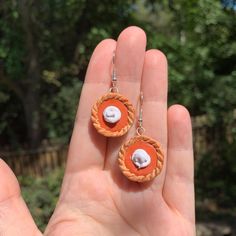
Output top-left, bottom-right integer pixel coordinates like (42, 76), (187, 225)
(0, 27), (195, 236)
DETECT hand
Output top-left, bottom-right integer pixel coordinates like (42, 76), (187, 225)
(0, 26), (195, 236)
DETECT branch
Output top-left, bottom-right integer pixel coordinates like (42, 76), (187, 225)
(19, 0), (41, 86)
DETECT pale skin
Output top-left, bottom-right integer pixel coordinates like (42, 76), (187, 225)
(0, 26), (195, 236)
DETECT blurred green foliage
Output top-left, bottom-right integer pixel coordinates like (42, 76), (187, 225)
(0, 0), (138, 147)
(1, 0), (236, 146)
(19, 168), (64, 231)
(196, 138), (236, 208)
(42, 79), (83, 142)
(142, 0), (236, 119)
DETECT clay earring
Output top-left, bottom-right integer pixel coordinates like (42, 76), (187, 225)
(91, 52), (135, 137)
(118, 92), (164, 182)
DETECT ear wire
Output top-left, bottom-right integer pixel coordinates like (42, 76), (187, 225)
(136, 91), (145, 136)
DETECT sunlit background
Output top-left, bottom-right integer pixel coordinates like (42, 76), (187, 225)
(0, 0), (236, 234)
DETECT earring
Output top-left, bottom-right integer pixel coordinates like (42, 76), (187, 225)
(118, 92), (164, 182)
(91, 52), (135, 137)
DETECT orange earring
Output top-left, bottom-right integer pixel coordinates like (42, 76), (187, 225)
(118, 92), (164, 182)
(91, 52), (135, 137)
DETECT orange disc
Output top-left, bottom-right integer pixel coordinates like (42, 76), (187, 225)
(91, 92), (135, 137)
(98, 99), (128, 132)
(118, 135), (164, 182)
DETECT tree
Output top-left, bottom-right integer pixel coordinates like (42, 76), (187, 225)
(1, 0), (236, 149)
(0, 0), (137, 148)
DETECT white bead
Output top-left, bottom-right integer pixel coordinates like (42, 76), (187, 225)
(103, 106), (121, 123)
(131, 149), (151, 169)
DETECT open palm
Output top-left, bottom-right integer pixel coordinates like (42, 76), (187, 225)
(0, 27), (195, 236)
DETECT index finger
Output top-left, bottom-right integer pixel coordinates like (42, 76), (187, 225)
(66, 39), (116, 172)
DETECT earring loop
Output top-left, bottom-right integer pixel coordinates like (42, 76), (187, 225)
(118, 92), (164, 182)
(91, 51), (135, 137)
(136, 126), (145, 136)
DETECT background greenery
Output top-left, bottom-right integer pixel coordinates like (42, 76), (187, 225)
(1, 0), (236, 231)
(19, 168), (64, 230)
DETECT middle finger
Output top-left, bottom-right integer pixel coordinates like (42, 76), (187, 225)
(105, 26), (147, 170)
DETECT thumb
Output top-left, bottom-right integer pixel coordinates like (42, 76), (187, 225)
(0, 158), (42, 236)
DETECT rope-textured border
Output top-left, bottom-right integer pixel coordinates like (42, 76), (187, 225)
(118, 135), (164, 182)
(91, 92), (135, 137)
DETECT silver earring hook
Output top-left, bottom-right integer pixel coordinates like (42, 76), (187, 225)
(136, 91), (145, 136)
(112, 51), (115, 65)
(109, 51), (118, 93)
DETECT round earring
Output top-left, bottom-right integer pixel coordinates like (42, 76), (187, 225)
(91, 52), (135, 137)
(118, 92), (164, 182)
